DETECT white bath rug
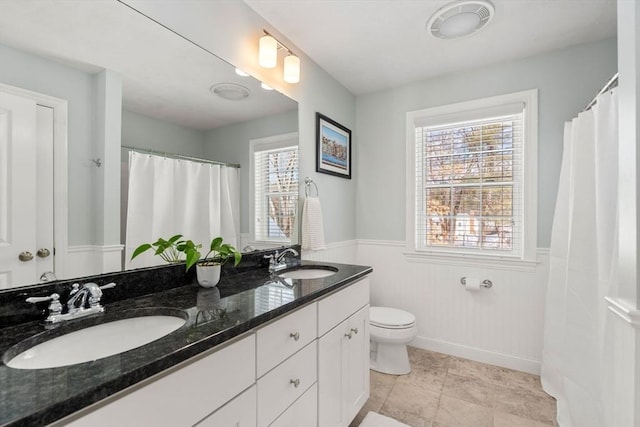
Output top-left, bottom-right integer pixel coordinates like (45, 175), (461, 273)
(358, 411), (411, 427)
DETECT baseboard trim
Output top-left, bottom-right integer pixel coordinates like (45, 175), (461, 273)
(410, 336), (541, 375)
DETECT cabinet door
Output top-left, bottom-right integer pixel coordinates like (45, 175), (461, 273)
(318, 319), (349, 427)
(345, 305), (370, 423)
(196, 385), (256, 427)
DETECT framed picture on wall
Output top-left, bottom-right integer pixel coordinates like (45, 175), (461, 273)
(316, 112), (351, 179)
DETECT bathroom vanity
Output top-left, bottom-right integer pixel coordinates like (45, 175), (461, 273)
(0, 251), (372, 426)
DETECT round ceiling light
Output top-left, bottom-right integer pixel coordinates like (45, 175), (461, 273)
(427, 0), (494, 40)
(210, 83), (250, 101)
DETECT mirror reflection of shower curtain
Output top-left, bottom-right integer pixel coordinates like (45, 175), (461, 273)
(125, 152), (239, 269)
(541, 89), (618, 427)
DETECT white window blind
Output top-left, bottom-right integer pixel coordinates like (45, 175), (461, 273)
(254, 144), (299, 243)
(415, 111), (524, 256)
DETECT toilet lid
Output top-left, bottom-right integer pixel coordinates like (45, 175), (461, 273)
(370, 307), (416, 328)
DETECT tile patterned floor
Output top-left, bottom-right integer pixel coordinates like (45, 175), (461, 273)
(350, 346), (558, 427)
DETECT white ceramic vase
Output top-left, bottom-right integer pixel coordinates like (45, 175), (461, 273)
(196, 264), (221, 288)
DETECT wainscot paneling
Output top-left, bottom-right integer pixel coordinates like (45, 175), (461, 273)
(356, 240), (550, 374)
(66, 245), (124, 279)
(301, 240), (358, 265)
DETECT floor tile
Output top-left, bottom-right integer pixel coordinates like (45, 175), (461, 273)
(441, 372), (493, 407)
(359, 348), (557, 427)
(493, 384), (557, 424)
(494, 410), (555, 426)
(433, 395), (493, 427)
(379, 381), (440, 426)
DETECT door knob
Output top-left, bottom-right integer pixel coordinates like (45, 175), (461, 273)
(37, 248), (51, 258)
(18, 251), (33, 262)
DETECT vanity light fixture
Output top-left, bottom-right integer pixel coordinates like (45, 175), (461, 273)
(427, 0), (494, 39)
(258, 29), (300, 84)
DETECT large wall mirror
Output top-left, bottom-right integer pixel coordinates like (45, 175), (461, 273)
(0, 0), (299, 289)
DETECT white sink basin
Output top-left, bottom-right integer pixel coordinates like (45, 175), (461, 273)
(5, 315), (186, 370)
(279, 267), (337, 280)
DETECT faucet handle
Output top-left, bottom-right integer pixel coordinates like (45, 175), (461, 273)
(26, 293), (63, 316)
(100, 282), (116, 290)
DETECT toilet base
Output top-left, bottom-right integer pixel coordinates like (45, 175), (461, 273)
(370, 341), (411, 375)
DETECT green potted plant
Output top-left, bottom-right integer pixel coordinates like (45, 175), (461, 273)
(131, 235), (241, 287)
(195, 237), (242, 288)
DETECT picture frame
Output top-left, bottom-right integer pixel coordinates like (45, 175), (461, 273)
(316, 112), (352, 179)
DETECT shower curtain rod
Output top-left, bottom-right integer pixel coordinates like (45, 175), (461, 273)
(121, 145), (240, 168)
(583, 72), (619, 112)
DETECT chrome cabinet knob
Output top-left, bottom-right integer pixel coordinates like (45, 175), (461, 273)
(350, 327), (359, 335)
(345, 332), (353, 339)
(290, 378), (300, 388)
(290, 332), (300, 341)
(18, 251), (33, 262)
(37, 248), (51, 258)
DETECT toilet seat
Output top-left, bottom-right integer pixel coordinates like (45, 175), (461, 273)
(370, 306), (416, 329)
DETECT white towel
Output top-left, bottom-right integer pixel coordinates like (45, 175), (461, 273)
(358, 412), (410, 427)
(301, 196), (326, 250)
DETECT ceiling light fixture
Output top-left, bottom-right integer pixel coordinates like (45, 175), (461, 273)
(258, 29), (301, 84)
(427, 0), (494, 40)
(210, 83), (250, 101)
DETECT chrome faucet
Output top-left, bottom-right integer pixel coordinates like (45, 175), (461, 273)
(264, 248), (299, 273)
(27, 282), (116, 324)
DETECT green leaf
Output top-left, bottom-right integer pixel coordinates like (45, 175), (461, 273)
(185, 250), (200, 271)
(131, 243), (152, 260)
(232, 251), (242, 266)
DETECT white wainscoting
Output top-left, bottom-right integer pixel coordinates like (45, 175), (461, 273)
(356, 240), (550, 374)
(301, 240), (358, 264)
(66, 245), (124, 279)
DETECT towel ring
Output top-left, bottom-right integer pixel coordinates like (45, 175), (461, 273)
(305, 177), (319, 197)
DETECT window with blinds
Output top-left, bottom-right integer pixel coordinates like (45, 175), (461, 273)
(254, 143), (299, 243)
(407, 90), (537, 260)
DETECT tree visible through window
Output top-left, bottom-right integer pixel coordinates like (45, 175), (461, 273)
(254, 142), (298, 243)
(416, 114), (521, 253)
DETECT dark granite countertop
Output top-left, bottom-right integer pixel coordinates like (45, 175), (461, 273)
(0, 257), (372, 426)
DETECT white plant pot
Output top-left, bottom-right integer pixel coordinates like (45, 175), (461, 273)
(196, 264), (221, 288)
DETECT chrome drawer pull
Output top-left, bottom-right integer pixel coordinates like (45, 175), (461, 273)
(290, 332), (300, 341)
(290, 378), (300, 388)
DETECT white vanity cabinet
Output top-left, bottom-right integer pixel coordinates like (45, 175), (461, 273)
(56, 275), (370, 427)
(318, 278), (370, 427)
(64, 333), (256, 427)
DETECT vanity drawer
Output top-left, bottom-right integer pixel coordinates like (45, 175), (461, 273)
(257, 341), (317, 427)
(256, 302), (317, 377)
(196, 385), (257, 427)
(318, 277), (369, 336)
(269, 383), (317, 427)
(66, 333), (256, 427)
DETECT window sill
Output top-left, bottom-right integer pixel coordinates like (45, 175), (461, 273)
(402, 250), (539, 272)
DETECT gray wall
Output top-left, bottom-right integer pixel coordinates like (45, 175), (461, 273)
(204, 109), (298, 236)
(355, 37), (618, 248)
(121, 109), (206, 157)
(0, 43), (96, 246)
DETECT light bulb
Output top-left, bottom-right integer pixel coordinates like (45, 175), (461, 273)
(283, 55), (300, 84)
(258, 35), (278, 68)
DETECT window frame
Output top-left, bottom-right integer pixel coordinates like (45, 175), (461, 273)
(249, 132), (299, 247)
(405, 90), (538, 265)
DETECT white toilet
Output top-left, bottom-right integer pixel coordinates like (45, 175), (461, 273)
(369, 306), (418, 375)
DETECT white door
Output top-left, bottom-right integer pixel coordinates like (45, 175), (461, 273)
(0, 91), (54, 288)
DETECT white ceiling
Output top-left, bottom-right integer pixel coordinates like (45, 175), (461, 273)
(244, 0), (617, 95)
(0, 0), (297, 130)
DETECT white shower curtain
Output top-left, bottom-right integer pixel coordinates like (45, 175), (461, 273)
(125, 152), (240, 269)
(541, 89), (618, 427)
